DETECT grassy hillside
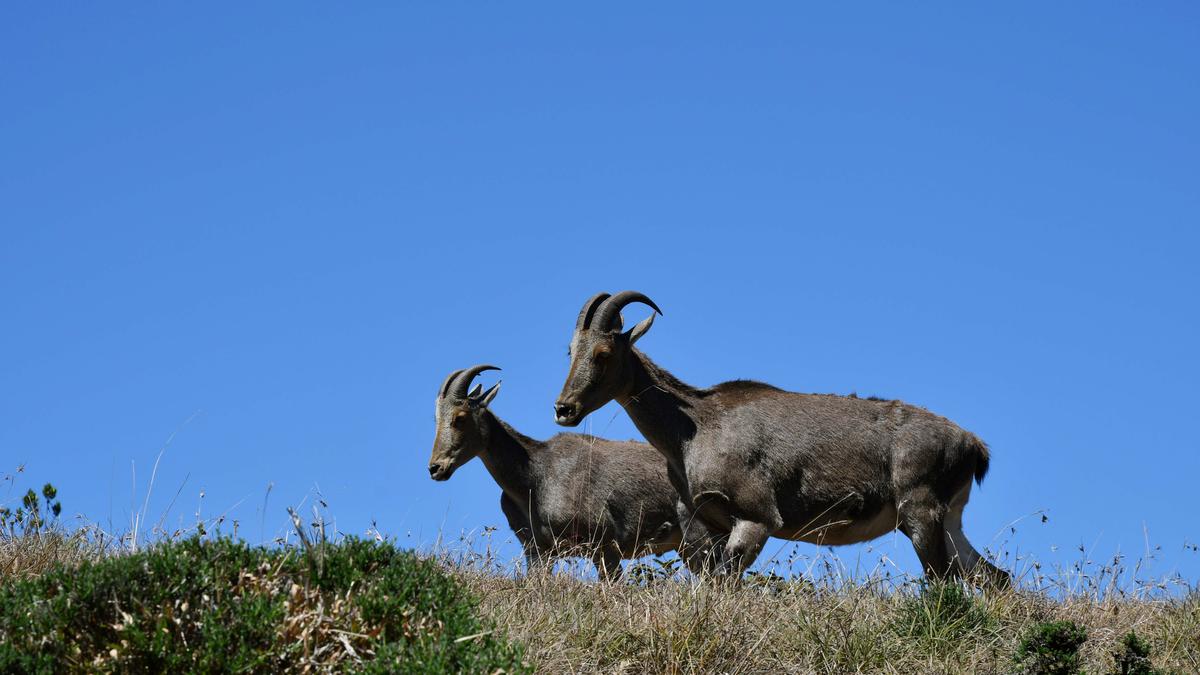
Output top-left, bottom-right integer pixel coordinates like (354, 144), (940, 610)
(5, 534), (1198, 674)
(2, 483), (1197, 673)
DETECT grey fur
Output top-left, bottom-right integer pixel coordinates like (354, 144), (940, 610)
(554, 291), (1010, 587)
(429, 365), (682, 579)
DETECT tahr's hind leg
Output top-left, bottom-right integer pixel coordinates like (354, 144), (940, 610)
(900, 488), (953, 580)
(944, 493), (1012, 589)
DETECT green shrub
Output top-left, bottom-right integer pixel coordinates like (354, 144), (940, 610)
(1015, 619), (1088, 675)
(0, 537), (528, 674)
(1111, 631), (1160, 675)
(0, 483), (63, 537)
(625, 556), (683, 587)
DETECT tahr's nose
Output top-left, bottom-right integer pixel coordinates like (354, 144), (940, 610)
(428, 463), (441, 477)
(555, 401), (578, 421)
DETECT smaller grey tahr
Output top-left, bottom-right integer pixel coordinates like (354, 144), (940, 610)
(428, 364), (681, 579)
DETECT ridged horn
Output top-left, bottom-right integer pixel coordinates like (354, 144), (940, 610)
(592, 290), (662, 332)
(439, 368), (466, 398)
(448, 364), (501, 400)
(575, 292), (611, 331)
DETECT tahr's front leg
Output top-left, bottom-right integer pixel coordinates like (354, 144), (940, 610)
(675, 500), (727, 575)
(593, 544), (623, 581)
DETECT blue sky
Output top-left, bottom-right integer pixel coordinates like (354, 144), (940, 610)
(3, 4), (1198, 583)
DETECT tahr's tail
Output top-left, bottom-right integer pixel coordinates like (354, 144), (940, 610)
(971, 436), (991, 485)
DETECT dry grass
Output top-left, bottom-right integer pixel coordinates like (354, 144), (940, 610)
(0, 526), (104, 581)
(433, 529), (1199, 675)
(0, 472), (108, 582)
(454, 566), (1200, 674)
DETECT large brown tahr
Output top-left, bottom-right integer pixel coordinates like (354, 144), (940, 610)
(554, 291), (1010, 587)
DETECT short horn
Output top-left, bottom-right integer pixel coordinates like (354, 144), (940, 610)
(575, 292), (611, 331)
(449, 364), (501, 400)
(593, 291), (662, 332)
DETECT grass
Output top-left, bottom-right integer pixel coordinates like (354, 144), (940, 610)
(453, 567), (1199, 673)
(0, 527), (100, 580)
(6, 533), (1197, 674)
(1, 480), (105, 581)
(3, 472), (1199, 673)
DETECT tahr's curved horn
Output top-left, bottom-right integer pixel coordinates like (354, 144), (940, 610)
(449, 364), (501, 400)
(439, 368), (465, 398)
(592, 291), (662, 332)
(576, 292), (611, 331)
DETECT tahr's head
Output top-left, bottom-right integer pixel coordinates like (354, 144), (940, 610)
(428, 364), (501, 481)
(554, 291), (661, 427)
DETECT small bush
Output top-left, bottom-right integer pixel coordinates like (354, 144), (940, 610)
(1111, 631), (1160, 675)
(0, 537), (528, 673)
(1015, 619), (1088, 675)
(0, 483), (63, 537)
(624, 555), (683, 586)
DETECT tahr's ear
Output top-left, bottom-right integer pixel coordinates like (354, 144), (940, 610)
(479, 381), (501, 408)
(468, 383), (482, 398)
(625, 312), (655, 344)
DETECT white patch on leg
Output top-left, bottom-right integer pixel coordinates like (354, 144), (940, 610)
(944, 507), (983, 574)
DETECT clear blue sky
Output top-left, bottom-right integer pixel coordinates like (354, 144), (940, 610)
(3, 4), (1197, 583)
